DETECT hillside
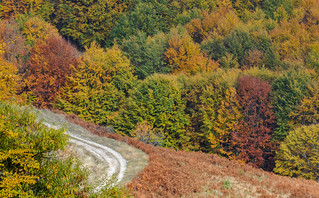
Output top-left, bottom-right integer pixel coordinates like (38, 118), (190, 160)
(0, 0), (319, 196)
(58, 110), (319, 198)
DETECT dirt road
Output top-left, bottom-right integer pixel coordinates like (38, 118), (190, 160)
(37, 109), (148, 192)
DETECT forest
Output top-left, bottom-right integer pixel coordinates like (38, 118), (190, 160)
(0, 0), (318, 196)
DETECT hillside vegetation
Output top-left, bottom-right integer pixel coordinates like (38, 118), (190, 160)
(0, 0), (319, 197)
(61, 111), (319, 197)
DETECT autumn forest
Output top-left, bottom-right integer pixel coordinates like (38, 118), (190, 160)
(0, 0), (319, 197)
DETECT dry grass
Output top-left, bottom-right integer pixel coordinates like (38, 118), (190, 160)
(53, 109), (319, 198)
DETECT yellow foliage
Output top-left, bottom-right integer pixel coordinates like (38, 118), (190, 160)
(290, 85), (319, 125)
(21, 15), (59, 46)
(0, 56), (20, 101)
(0, 0), (43, 18)
(274, 125), (319, 181)
(206, 87), (242, 157)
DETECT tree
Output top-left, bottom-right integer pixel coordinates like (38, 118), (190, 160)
(22, 34), (80, 108)
(178, 69), (241, 152)
(232, 76), (277, 170)
(272, 71), (312, 140)
(0, 18), (28, 66)
(112, 74), (190, 149)
(0, 102), (89, 197)
(290, 85), (319, 126)
(0, 0), (51, 19)
(186, 6), (240, 43)
(0, 57), (20, 101)
(52, 0), (130, 48)
(57, 42), (136, 125)
(164, 28), (218, 75)
(17, 14), (59, 47)
(110, 2), (167, 44)
(202, 86), (242, 157)
(274, 124), (319, 182)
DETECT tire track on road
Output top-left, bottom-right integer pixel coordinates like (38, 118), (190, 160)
(43, 122), (127, 193)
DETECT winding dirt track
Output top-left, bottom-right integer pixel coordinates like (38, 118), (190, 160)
(43, 122), (127, 193)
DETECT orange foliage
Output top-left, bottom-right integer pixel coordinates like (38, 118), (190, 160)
(185, 5), (239, 43)
(22, 35), (79, 108)
(164, 31), (218, 75)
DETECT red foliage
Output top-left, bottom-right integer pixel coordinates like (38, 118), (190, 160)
(22, 35), (79, 108)
(232, 76), (277, 170)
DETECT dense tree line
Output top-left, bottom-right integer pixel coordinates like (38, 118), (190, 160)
(0, 0), (318, 194)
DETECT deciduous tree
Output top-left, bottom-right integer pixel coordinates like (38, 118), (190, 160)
(112, 74), (190, 149)
(57, 42), (136, 125)
(272, 71), (312, 140)
(52, 0), (130, 47)
(274, 124), (319, 182)
(165, 29), (218, 75)
(121, 31), (170, 79)
(22, 34), (79, 108)
(232, 76), (277, 170)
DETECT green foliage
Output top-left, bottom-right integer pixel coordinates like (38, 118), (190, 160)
(121, 31), (170, 79)
(111, 0), (216, 44)
(57, 43), (135, 126)
(178, 69), (240, 152)
(52, 0), (130, 47)
(274, 125), (319, 182)
(112, 74), (190, 149)
(110, 2), (167, 43)
(0, 102), (89, 197)
(272, 71), (312, 140)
